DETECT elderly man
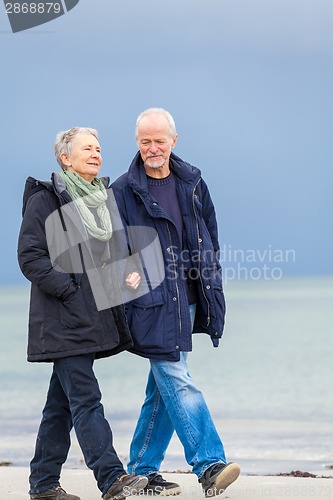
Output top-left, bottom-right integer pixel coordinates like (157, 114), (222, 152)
(18, 127), (147, 500)
(111, 109), (240, 497)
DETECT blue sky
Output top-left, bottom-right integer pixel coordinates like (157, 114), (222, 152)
(1, 0), (332, 283)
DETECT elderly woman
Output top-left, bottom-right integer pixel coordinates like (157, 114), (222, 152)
(18, 128), (147, 500)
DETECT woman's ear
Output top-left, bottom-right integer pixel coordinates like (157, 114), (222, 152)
(60, 153), (71, 167)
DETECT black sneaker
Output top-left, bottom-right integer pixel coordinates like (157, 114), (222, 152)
(144, 473), (181, 496)
(30, 486), (80, 499)
(199, 462), (240, 497)
(102, 474), (148, 500)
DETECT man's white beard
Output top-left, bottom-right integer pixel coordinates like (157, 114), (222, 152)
(145, 158), (166, 169)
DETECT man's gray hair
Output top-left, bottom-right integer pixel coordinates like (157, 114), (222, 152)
(55, 127), (99, 169)
(135, 108), (177, 141)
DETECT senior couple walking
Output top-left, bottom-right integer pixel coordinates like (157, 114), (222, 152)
(17, 108), (240, 500)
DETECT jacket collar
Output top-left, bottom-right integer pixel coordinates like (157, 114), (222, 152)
(128, 151), (201, 197)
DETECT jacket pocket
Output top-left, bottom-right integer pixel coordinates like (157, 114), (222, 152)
(59, 286), (91, 329)
(128, 288), (165, 349)
(211, 286), (226, 336)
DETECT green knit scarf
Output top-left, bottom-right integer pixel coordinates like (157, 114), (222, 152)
(59, 170), (113, 241)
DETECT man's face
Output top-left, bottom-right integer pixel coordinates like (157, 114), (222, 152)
(61, 133), (102, 183)
(137, 114), (177, 174)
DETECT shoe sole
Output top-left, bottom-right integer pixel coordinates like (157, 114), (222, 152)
(104, 476), (149, 500)
(143, 485), (182, 496)
(159, 485), (182, 496)
(205, 463), (241, 497)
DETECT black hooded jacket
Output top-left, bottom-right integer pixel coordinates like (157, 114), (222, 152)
(18, 174), (133, 362)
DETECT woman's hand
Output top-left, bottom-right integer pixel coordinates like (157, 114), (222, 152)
(125, 271), (141, 290)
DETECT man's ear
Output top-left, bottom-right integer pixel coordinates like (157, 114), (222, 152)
(171, 134), (178, 149)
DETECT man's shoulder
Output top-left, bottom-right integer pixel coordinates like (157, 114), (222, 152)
(110, 172), (130, 191)
(170, 152), (202, 181)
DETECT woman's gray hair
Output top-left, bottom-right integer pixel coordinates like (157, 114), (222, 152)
(55, 127), (99, 169)
(135, 108), (177, 141)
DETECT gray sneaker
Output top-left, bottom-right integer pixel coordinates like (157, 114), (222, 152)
(30, 486), (80, 500)
(199, 462), (240, 497)
(102, 474), (148, 500)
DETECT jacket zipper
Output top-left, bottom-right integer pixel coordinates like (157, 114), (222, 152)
(166, 221), (182, 336)
(192, 180), (211, 326)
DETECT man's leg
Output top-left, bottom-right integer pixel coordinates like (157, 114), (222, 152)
(128, 369), (181, 495)
(150, 352), (227, 478)
(127, 304), (197, 476)
(128, 368), (175, 476)
(29, 370), (73, 494)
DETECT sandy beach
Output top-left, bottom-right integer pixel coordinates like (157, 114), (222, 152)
(1, 467), (332, 500)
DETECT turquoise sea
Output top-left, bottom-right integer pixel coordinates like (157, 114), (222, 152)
(1, 276), (332, 475)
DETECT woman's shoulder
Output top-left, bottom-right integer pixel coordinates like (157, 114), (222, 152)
(21, 176), (56, 216)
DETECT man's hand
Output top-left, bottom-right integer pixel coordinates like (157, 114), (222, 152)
(125, 271), (141, 289)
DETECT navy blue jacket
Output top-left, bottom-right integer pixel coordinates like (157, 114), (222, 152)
(18, 174), (133, 362)
(111, 151), (226, 361)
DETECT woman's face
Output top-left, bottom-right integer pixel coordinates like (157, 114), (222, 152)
(61, 133), (102, 183)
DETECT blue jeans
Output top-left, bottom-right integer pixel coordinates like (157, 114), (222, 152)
(29, 354), (125, 495)
(128, 304), (227, 479)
